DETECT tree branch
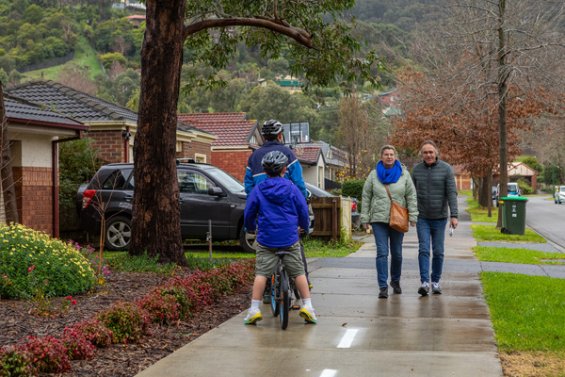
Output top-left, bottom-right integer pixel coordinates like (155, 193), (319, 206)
(183, 17), (313, 48)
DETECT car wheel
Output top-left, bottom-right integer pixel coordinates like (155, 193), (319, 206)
(105, 216), (132, 251)
(239, 228), (256, 253)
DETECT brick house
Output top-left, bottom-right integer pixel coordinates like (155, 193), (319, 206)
(2, 95), (87, 236)
(178, 112), (260, 181)
(8, 81), (216, 165)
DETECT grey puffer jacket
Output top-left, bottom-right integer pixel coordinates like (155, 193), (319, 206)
(360, 165), (418, 225)
(411, 159), (458, 220)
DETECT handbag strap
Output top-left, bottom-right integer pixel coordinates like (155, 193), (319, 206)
(384, 185), (393, 201)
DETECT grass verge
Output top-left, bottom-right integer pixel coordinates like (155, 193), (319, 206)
(481, 272), (565, 352)
(466, 196), (498, 223)
(473, 246), (565, 265)
(471, 225), (546, 243)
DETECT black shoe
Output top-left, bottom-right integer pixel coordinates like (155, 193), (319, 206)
(378, 287), (388, 299)
(390, 281), (402, 294)
(418, 282), (430, 296)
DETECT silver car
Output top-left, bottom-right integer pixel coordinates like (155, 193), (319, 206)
(555, 185), (565, 204)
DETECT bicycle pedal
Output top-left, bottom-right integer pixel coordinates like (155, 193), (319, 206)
(291, 304), (300, 310)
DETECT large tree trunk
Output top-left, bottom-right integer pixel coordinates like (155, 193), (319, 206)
(130, 0), (187, 265)
(0, 83), (19, 224)
(496, 0), (508, 228)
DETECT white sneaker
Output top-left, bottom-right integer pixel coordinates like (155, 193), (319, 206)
(432, 282), (442, 295)
(418, 281), (430, 296)
(243, 308), (262, 325)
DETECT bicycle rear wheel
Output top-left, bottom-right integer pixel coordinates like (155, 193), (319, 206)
(279, 269), (290, 330)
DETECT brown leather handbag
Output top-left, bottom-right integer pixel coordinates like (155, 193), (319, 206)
(384, 185), (409, 233)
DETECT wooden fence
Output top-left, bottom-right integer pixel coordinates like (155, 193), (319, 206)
(310, 197), (343, 241)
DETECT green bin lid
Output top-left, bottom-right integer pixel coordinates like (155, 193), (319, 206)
(500, 196), (528, 201)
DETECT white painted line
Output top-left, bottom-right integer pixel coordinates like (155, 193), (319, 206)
(319, 369), (338, 377)
(337, 329), (359, 348)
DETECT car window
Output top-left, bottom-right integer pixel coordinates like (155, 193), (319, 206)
(178, 170), (215, 194)
(101, 169), (132, 190)
(201, 166), (245, 194)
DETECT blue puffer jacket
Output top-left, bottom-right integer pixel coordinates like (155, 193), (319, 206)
(244, 141), (307, 198)
(244, 177), (310, 248)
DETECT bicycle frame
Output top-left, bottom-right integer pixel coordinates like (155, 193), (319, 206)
(270, 250), (300, 330)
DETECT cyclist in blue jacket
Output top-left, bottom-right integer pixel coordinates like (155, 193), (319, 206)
(244, 119), (307, 198)
(245, 119), (312, 296)
(243, 151), (317, 325)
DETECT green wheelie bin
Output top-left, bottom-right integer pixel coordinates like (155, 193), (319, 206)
(500, 196), (528, 235)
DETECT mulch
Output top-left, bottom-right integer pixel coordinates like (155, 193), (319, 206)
(0, 270), (251, 377)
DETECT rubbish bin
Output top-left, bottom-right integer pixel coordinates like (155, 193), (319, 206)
(500, 196), (528, 235)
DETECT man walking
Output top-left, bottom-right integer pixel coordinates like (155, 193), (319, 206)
(412, 140), (458, 296)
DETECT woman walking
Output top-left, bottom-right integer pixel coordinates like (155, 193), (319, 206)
(360, 145), (418, 299)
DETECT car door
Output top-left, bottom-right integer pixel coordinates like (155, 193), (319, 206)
(178, 168), (234, 240)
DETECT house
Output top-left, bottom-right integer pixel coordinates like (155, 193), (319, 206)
(310, 140), (349, 189)
(2, 95), (87, 236)
(292, 144), (326, 188)
(502, 161), (537, 191)
(178, 112), (260, 181)
(8, 81), (216, 165)
(453, 165), (472, 191)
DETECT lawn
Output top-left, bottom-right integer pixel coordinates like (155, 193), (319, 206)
(473, 246), (565, 265)
(481, 272), (565, 352)
(466, 197), (498, 223)
(471, 224), (546, 243)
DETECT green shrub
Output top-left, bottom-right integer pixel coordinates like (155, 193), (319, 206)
(341, 179), (365, 200)
(0, 346), (33, 377)
(517, 178), (533, 195)
(137, 290), (181, 325)
(69, 320), (113, 348)
(97, 302), (148, 344)
(0, 224), (97, 299)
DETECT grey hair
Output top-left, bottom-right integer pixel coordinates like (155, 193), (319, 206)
(419, 140), (440, 157)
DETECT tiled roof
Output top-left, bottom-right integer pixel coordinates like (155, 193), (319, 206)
(178, 113), (257, 147)
(7, 80), (138, 122)
(4, 96), (86, 129)
(292, 144), (322, 165)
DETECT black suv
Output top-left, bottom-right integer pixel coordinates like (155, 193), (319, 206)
(77, 162), (255, 252)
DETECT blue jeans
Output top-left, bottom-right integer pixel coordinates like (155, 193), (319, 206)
(417, 218), (448, 283)
(371, 222), (404, 289)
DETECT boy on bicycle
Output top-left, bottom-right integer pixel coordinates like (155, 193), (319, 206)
(243, 150), (317, 325)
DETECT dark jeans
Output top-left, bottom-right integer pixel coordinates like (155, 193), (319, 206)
(371, 222), (404, 289)
(416, 217), (448, 283)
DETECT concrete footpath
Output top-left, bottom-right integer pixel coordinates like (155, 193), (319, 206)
(135, 198), (531, 377)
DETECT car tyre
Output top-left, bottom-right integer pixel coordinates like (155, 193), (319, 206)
(239, 228), (256, 253)
(105, 216), (132, 251)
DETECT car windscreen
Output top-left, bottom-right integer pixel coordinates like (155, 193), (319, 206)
(305, 183), (334, 197)
(203, 166), (245, 194)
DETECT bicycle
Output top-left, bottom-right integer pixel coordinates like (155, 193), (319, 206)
(269, 249), (301, 330)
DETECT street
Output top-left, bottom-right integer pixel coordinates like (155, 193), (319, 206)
(525, 195), (565, 252)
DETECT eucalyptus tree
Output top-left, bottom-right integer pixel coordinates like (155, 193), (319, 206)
(132, 0), (378, 264)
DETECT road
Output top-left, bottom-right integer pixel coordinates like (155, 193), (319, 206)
(525, 195), (565, 252)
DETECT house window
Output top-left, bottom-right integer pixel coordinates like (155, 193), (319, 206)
(176, 141), (183, 153)
(194, 153), (206, 163)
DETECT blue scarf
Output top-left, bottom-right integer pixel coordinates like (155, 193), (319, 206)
(376, 160), (402, 184)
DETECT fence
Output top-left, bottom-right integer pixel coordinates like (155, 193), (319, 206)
(310, 196), (352, 241)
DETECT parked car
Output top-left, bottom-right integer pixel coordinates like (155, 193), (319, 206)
(77, 162), (255, 252)
(555, 185), (565, 204)
(495, 182), (521, 207)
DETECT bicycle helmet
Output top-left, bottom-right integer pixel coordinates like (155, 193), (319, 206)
(261, 119), (283, 136)
(261, 150), (288, 176)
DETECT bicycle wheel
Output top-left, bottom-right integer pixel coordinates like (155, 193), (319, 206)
(270, 272), (280, 317)
(279, 268), (290, 330)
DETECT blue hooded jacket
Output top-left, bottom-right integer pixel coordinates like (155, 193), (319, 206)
(244, 141), (307, 198)
(244, 177), (310, 248)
